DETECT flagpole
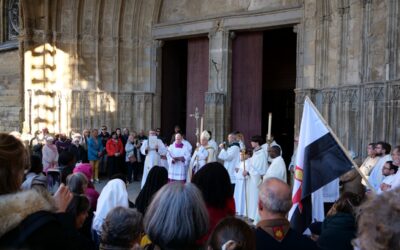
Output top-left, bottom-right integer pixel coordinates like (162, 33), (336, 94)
(304, 96), (375, 193)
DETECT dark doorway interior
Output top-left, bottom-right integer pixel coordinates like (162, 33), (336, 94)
(161, 40), (188, 143)
(262, 27), (297, 165)
(161, 37), (209, 146)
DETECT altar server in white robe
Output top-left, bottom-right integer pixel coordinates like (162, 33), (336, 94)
(264, 145), (287, 183)
(218, 133), (241, 190)
(244, 135), (268, 220)
(140, 130), (166, 188)
(187, 131), (216, 181)
(234, 151), (250, 217)
(167, 133), (191, 182)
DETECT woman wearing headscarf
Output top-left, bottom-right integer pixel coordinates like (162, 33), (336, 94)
(92, 179), (129, 247)
(42, 136), (59, 173)
(135, 166), (168, 215)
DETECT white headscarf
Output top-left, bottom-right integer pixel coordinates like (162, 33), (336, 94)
(92, 179), (129, 232)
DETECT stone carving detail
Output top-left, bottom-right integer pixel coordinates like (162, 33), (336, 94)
(322, 90), (338, 104)
(205, 92), (225, 105)
(7, 0), (19, 40)
(341, 88), (359, 104)
(389, 84), (400, 100)
(295, 89), (317, 105)
(364, 86), (384, 101)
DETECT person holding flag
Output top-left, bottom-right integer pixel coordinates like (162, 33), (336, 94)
(288, 96), (369, 234)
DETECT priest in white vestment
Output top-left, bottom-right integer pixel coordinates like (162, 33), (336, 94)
(187, 131), (216, 181)
(218, 133), (241, 189)
(264, 145), (287, 183)
(244, 136), (268, 220)
(140, 130), (166, 188)
(167, 133), (191, 182)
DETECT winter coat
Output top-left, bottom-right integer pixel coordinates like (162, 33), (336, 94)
(317, 212), (356, 250)
(0, 189), (76, 249)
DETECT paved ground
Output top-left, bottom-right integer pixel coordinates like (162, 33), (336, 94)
(94, 178), (141, 202)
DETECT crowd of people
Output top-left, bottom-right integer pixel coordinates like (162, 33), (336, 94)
(0, 126), (399, 250)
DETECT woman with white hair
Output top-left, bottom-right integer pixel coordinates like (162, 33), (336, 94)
(143, 182), (209, 250)
(42, 136), (59, 173)
(92, 179), (129, 247)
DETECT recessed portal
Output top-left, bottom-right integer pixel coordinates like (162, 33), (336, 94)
(231, 27), (296, 164)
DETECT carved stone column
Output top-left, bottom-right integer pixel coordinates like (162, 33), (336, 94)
(339, 86), (361, 159)
(208, 19), (230, 93)
(320, 89), (338, 134)
(151, 40), (164, 129)
(133, 92), (154, 132)
(206, 21), (232, 142)
(294, 89), (317, 135)
(387, 81), (400, 147)
(204, 92), (226, 144)
(362, 84), (386, 145)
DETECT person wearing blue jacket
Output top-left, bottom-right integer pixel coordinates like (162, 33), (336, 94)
(88, 129), (104, 183)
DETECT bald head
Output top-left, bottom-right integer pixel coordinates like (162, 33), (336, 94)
(259, 178), (292, 216)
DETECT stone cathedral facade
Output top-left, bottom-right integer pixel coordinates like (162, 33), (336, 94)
(0, 0), (399, 159)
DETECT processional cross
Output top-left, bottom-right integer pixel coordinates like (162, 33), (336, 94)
(189, 107), (203, 143)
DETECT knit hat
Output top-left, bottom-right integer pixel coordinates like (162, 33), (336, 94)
(73, 163), (93, 181)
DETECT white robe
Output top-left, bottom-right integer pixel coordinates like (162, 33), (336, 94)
(390, 169), (400, 190)
(140, 138), (166, 188)
(208, 139), (218, 152)
(182, 139), (193, 154)
(187, 145), (216, 181)
(368, 154), (392, 191)
(378, 174), (396, 194)
(218, 144), (241, 184)
(158, 144), (168, 169)
(234, 159), (248, 217)
(167, 144), (191, 181)
(261, 140), (282, 155)
(246, 148), (268, 220)
(263, 155), (287, 183)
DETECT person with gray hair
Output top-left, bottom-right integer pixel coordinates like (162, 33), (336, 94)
(100, 206), (143, 250)
(143, 182), (209, 250)
(255, 178), (318, 250)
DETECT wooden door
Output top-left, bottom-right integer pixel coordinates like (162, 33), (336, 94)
(231, 32), (263, 147)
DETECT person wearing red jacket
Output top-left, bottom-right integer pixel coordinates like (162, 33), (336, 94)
(106, 132), (124, 179)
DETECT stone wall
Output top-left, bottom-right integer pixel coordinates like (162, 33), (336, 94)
(0, 50), (21, 132)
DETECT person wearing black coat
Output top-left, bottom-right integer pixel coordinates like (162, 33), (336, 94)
(316, 192), (362, 250)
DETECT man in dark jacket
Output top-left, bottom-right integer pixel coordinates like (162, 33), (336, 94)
(256, 178), (319, 250)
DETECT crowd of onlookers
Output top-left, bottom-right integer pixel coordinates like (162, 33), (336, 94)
(0, 129), (400, 250)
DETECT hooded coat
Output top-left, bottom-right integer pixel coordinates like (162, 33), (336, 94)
(0, 188), (75, 249)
